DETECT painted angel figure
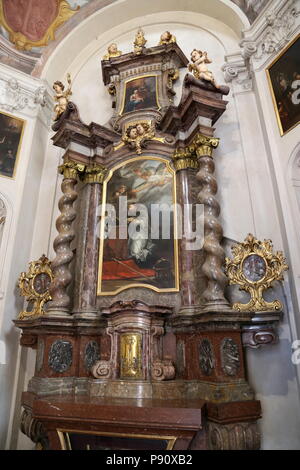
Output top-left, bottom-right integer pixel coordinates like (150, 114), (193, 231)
(52, 73), (72, 121)
(188, 49), (220, 89)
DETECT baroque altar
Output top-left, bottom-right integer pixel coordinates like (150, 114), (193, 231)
(15, 31), (284, 451)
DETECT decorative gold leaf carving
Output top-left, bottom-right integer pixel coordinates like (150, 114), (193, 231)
(225, 234), (288, 312)
(18, 255), (53, 320)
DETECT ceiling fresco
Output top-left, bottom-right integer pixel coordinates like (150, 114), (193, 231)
(0, 0), (269, 74)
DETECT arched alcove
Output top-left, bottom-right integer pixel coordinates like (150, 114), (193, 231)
(37, 0), (249, 82)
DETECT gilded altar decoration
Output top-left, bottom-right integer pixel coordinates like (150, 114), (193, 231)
(167, 68), (179, 100)
(172, 146), (199, 171)
(102, 43), (122, 60)
(0, 0), (79, 51)
(18, 255), (53, 320)
(121, 120), (164, 155)
(120, 333), (143, 379)
(158, 31), (176, 46)
(83, 164), (108, 184)
(225, 233), (288, 312)
(188, 49), (220, 89)
(58, 160), (85, 179)
(133, 27), (147, 55)
(53, 73), (72, 121)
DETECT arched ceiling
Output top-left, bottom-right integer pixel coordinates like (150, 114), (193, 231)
(0, 0), (270, 76)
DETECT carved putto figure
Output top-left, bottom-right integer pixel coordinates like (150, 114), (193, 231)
(102, 43), (122, 60)
(122, 121), (155, 154)
(158, 31), (176, 45)
(52, 73), (72, 121)
(188, 49), (220, 89)
(134, 28), (147, 54)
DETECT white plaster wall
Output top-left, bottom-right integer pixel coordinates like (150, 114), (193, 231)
(0, 65), (52, 449)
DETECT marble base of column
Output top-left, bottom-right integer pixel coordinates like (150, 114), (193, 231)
(72, 309), (99, 319)
(178, 305), (203, 315)
(43, 307), (72, 319)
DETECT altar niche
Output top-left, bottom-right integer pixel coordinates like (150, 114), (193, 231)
(97, 156), (179, 295)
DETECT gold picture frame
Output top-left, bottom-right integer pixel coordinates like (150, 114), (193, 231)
(119, 74), (161, 115)
(97, 156), (179, 296)
(266, 33), (300, 136)
(0, 110), (25, 179)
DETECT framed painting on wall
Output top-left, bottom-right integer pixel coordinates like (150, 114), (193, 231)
(0, 111), (25, 179)
(120, 75), (160, 115)
(266, 33), (300, 136)
(97, 156), (179, 296)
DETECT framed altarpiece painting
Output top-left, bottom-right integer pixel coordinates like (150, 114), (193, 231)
(97, 156), (179, 295)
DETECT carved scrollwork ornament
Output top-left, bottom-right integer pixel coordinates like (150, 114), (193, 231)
(225, 233), (288, 312)
(91, 360), (112, 378)
(151, 358), (175, 381)
(18, 255), (53, 320)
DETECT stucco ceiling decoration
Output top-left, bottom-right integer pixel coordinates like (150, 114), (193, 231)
(0, 0), (79, 51)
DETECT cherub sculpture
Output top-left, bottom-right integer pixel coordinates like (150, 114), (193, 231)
(158, 31), (176, 45)
(102, 43), (122, 60)
(188, 49), (220, 89)
(122, 121), (155, 154)
(52, 73), (72, 121)
(134, 28), (147, 55)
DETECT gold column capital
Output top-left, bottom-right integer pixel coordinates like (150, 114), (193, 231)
(82, 164), (108, 184)
(172, 146), (199, 171)
(192, 133), (220, 158)
(58, 161), (86, 180)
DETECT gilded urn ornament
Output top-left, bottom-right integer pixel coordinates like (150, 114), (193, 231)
(225, 234), (288, 312)
(18, 255), (53, 320)
(133, 27), (147, 55)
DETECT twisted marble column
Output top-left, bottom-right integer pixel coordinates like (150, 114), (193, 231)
(194, 134), (230, 311)
(47, 161), (84, 315)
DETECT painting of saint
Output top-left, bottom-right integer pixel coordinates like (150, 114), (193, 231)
(122, 75), (159, 114)
(0, 111), (25, 179)
(98, 157), (178, 295)
(266, 34), (300, 135)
